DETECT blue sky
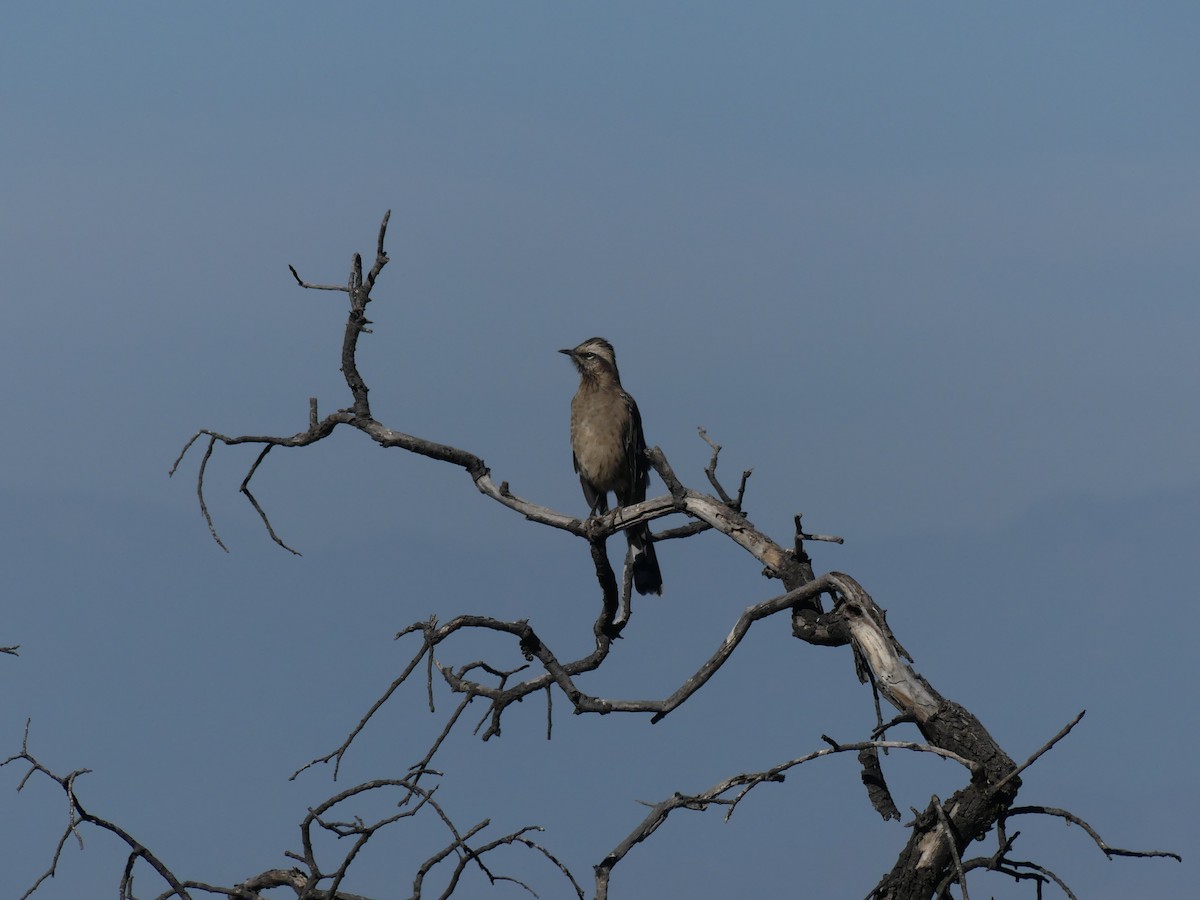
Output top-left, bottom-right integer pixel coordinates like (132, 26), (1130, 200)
(1, 4), (1195, 897)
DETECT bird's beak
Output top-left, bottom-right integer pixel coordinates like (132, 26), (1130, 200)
(558, 348), (574, 357)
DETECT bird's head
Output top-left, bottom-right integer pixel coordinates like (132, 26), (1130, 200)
(559, 337), (620, 382)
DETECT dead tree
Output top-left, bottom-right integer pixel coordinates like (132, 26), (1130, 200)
(9, 213), (1177, 899)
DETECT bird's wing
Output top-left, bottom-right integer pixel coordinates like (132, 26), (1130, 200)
(623, 391), (650, 502)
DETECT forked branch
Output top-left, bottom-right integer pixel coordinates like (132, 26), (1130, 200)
(4, 723), (580, 900)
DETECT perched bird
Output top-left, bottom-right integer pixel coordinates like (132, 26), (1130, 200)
(559, 337), (663, 595)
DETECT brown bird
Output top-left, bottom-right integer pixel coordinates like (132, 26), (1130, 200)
(559, 337), (663, 595)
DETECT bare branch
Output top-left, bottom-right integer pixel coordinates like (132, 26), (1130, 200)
(793, 512), (844, 545)
(292, 634), (435, 780)
(1004, 806), (1182, 862)
(195, 433), (227, 552)
(932, 794), (970, 900)
(511, 836), (585, 900)
(170, 414), (348, 550)
(2, 727), (193, 900)
(288, 264), (349, 292)
(697, 426), (748, 507)
(597, 738), (983, 898)
(991, 709), (1086, 795)
(423, 577), (829, 732)
(1000, 858), (1078, 900)
(363, 209), (391, 292)
(238, 444), (300, 555)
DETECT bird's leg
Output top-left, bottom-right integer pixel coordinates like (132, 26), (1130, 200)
(583, 483), (609, 521)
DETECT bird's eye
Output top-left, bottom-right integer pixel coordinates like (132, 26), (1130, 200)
(583, 352), (595, 360)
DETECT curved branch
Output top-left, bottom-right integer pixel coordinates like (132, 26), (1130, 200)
(435, 578), (829, 728)
(2, 724), (193, 900)
(1004, 806), (1182, 862)
(596, 738), (983, 899)
(169, 412), (350, 550)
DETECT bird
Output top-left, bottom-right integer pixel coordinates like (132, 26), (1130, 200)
(559, 337), (663, 595)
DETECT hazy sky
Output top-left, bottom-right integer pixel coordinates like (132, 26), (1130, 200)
(2, 4), (1195, 898)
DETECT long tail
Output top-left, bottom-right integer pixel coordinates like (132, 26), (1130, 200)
(627, 524), (663, 596)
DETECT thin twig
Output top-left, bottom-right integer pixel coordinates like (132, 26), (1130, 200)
(196, 434), (228, 552)
(3, 727), (193, 900)
(291, 636), (434, 781)
(932, 795), (969, 900)
(597, 738), (982, 898)
(1004, 806), (1182, 862)
(992, 710), (1086, 795)
(238, 444), (300, 555)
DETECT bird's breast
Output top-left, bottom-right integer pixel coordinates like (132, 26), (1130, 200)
(570, 391), (630, 492)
